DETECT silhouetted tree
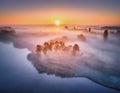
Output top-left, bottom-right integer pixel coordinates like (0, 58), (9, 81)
(72, 44), (80, 55)
(88, 27), (91, 32)
(103, 30), (108, 40)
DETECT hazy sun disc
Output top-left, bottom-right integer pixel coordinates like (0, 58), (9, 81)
(55, 20), (60, 25)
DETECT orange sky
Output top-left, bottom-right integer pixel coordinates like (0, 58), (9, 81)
(0, 8), (120, 25)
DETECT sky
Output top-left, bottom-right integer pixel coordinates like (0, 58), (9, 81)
(0, 0), (120, 25)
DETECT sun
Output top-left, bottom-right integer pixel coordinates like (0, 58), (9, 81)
(55, 20), (60, 26)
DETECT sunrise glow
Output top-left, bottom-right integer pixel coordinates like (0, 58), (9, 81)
(55, 20), (60, 26)
(0, 0), (120, 25)
(0, 0), (120, 92)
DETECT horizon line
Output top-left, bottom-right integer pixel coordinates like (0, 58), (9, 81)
(0, 23), (120, 27)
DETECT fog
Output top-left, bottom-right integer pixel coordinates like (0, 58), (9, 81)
(0, 26), (120, 90)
